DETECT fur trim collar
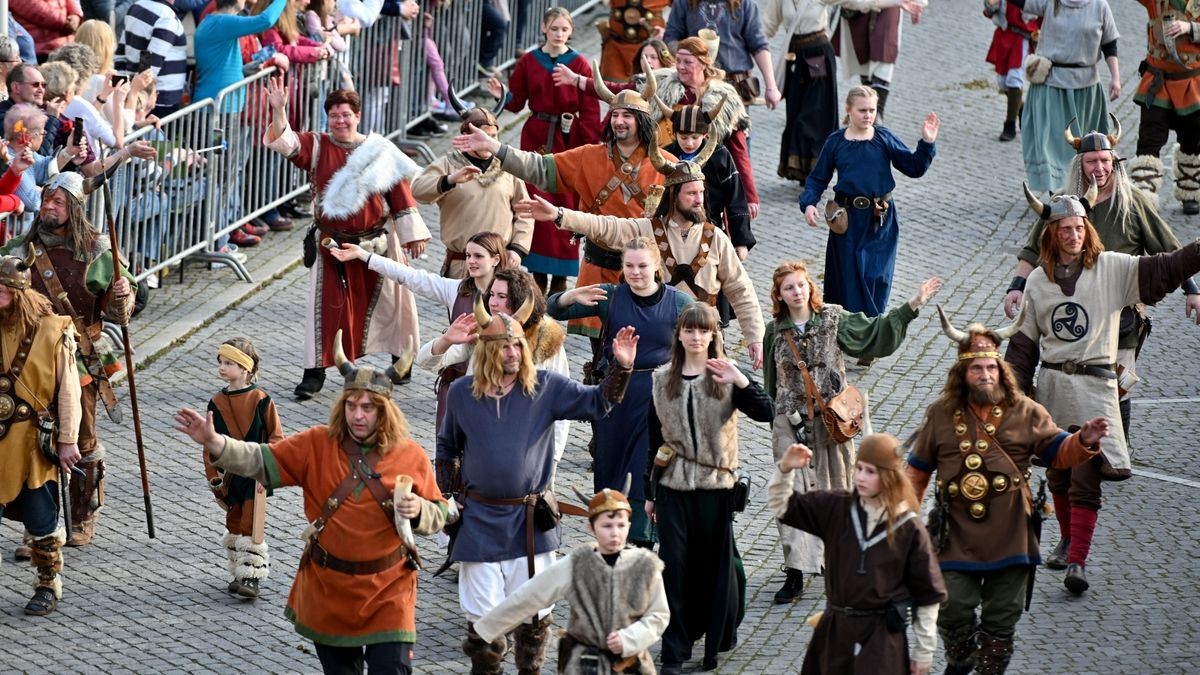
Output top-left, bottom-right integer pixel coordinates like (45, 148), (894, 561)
(321, 134), (415, 220)
(448, 149), (505, 188)
(527, 318), (565, 365)
(650, 71), (750, 139)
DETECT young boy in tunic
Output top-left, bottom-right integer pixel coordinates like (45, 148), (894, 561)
(473, 487), (670, 674)
(204, 337), (284, 598)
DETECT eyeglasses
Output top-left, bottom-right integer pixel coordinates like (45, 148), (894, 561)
(20, 81), (47, 89)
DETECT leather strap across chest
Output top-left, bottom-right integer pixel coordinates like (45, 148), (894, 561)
(586, 146), (648, 214)
(653, 218), (718, 305)
(0, 324), (39, 440)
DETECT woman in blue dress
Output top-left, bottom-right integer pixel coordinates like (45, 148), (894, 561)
(548, 236), (692, 547)
(799, 85), (939, 317)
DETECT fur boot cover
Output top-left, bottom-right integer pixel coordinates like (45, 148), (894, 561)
(1174, 146), (1200, 202)
(222, 532), (240, 576)
(463, 622), (507, 675)
(512, 614), (553, 675)
(30, 527), (67, 598)
(1127, 154), (1164, 198)
(234, 536), (269, 581)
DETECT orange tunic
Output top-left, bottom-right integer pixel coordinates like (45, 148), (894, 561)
(1134, 0), (1200, 115)
(262, 427), (445, 646)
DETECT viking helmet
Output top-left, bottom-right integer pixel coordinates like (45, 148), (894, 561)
(857, 434), (903, 471)
(474, 294), (534, 342)
(573, 475), (633, 519)
(936, 305), (1025, 361)
(1022, 181), (1098, 223)
(448, 79), (507, 131)
(1064, 114), (1122, 154)
(332, 329), (413, 395)
(647, 95), (726, 187)
(659, 94), (726, 135)
(593, 59), (657, 115)
(0, 254), (32, 290)
(44, 171), (85, 204)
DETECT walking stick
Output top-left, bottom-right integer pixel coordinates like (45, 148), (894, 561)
(96, 153), (156, 538)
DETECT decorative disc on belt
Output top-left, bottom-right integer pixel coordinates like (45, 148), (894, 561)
(960, 472), (988, 500)
(991, 406), (1003, 418)
(970, 502), (987, 519)
(965, 453), (983, 470)
(0, 393), (14, 420)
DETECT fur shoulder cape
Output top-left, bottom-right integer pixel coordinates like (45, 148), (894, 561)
(321, 133), (421, 220)
(650, 70), (751, 139)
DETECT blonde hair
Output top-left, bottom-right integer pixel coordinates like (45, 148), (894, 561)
(621, 236), (664, 282)
(471, 337), (538, 400)
(841, 85), (878, 126)
(542, 7), (574, 30)
(327, 389), (411, 451)
(75, 20), (116, 73)
(40, 61), (78, 101)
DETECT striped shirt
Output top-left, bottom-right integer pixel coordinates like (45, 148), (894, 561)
(119, 0), (189, 111)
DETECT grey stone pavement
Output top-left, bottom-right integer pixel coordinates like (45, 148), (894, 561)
(3, 2), (1199, 673)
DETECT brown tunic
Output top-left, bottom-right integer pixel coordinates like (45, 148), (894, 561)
(779, 490), (945, 674)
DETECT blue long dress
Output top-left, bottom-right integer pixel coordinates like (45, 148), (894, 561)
(798, 127), (935, 316)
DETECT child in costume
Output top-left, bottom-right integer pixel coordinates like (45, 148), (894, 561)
(204, 337), (284, 598)
(768, 433), (946, 674)
(473, 483), (669, 674)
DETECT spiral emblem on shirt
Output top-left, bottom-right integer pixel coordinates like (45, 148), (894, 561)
(1050, 302), (1089, 342)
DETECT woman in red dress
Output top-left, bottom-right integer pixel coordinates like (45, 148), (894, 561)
(487, 7), (602, 296)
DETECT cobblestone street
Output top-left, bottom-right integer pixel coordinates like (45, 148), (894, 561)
(2, 2), (1198, 673)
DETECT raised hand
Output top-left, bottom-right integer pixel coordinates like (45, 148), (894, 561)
(921, 112), (940, 143)
(551, 63), (577, 88)
(1078, 417), (1110, 447)
(486, 77), (504, 99)
(780, 443), (813, 471)
(175, 408), (219, 447)
(514, 194), (559, 222)
(610, 326), (640, 368)
(444, 313), (480, 345)
(908, 276), (943, 309)
(266, 74), (288, 110)
(451, 123), (501, 156)
(561, 284), (608, 307)
(448, 164), (482, 185)
(706, 358), (750, 387)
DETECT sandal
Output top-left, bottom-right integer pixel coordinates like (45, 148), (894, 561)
(24, 586), (58, 616)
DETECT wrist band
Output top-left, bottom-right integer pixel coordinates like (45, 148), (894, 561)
(1006, 276), (1026, 293)
(1183, 277), (1199, 296)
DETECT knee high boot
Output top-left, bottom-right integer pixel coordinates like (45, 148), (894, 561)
(1046, 493), (1073, 569)
(462, 622), (507, 675)
(1000, 88), (1021, 142)
(941, 622), (979, 675)
(25, 527), (66, 616)
(223, 532), (240, 593)
(513, 614), (553, 675)
(234, 535), (269, 598)
(1127, 155), (1164, 199)
(68, 451), (105, 546)
(974, 632), (1015, 675)
(1066, 506), (1099, 594)
(1173, 147), (1200, 214)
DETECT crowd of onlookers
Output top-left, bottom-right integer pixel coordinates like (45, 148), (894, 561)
(0, 0), (539, 290)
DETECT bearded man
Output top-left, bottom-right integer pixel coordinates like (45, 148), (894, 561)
(436, 300), (636, 675)
(1003, 120), (1200, 456)
(0, 255), (81, 617)
(452, 75), (669, 349)
(1004, 189), (1200, 596)
(264, 78), (430, 400)
(516, 132), (765, 368)
(410, 90), (532, 278)
(175, 336), (447, 675)
(0, 172), (135, 548)
(906, 310), (1107, 674)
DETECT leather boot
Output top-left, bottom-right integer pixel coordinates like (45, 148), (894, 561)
(1065, 562), (1089, 595)
(773, 568), (805, 604)
(999, 88), (1021, 142)
(25, 527), (66, 616)
(1118, 398), (1132, 445)
(941, 624), (978, 675)
(1173, 147), (1200, 214)
(512, 614), (553, 675)
(223, 533), (240, 593)
(294, 367), (326, 400)
(67, 453), (105, 546)
(1127, 155), (1164, 198)
(234, 536), (269, 598)
(975, 632), (1014, 674)
(462, 622), (507, 675)
(1045, 537), (1070, 570)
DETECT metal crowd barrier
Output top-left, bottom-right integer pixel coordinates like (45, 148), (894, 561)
(91, 1), (605, 286)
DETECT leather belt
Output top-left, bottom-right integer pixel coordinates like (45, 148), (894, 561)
(465, 489), (542, 579)
(583, 239), (623, 271)
(1041, 360), (1117, 379)
(789, 31), (828, 48)
(829, 604), (888, 617)
(835, 192), (892, 209)
(308, 541), (408, 575)
(533, 112), (557, 122)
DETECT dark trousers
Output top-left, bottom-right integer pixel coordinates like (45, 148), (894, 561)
(1047, 454), (1103, 510)
(314, 641), (413, 675)
(0, 482), (60, 537)
(479, 4), (509, 68)
(1136, 105), (1200, 156)
(656, 487), (745, 666)
(938, 567), (1029, 640)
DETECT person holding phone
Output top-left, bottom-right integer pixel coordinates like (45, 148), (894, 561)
(119, 0), (189, 116)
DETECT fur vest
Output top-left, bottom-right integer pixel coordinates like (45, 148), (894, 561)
(771, 306), (845, 419)
(649, 70), (751, 141)
(527, 318), (566, 366)
(563, 546), (664, 675)
(651, 367), (739, 491)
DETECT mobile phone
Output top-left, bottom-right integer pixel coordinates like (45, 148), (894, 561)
(71, 117), (84, 146)
(111, 74), (127, 86)
(137, 50), (153, 72)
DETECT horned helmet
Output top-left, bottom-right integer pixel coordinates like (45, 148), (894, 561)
(447, 80), (507, 133)
(473, 293), (535, 342)
(0, 254), (33, 290)
(1063, 113), (1122, 155)
(332, 329), (413, 395)
(1022, 180), (1098, 224)
(592, 58), (658, 115)
(935, 305), (1026, 362)
(648, 94), (727, 187)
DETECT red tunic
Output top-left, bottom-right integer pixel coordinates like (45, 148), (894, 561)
(985, 5), (1041, 74)
(506, 48), (603, 276)
(283, 131), (427, 368)
(264, 427), (445, 645)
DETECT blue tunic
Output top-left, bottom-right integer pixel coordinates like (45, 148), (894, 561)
(798, 127), (935, 316)
(436, 370), (617, 563)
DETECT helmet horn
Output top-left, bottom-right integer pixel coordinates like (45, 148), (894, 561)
(446, 80), (470, 117)
(621, 473), (632, 496)
(473, 294), (493, 329)
(936, 305), (969, 345)
(332, 329), (354, 378)
(995, 303), (1026, 340)
(1081, 175), (1099, 212)
(647, 125), (676, 175)
(703, 93), (727, 125)
(1105, 112), (1121, 148)
(383, 336), (415, 384)
(1023, 181), (1051, 220)
(1063, 117), (1081, 151)
(591, 60), (616, 104)
(653, 94), (673, 119)
(511, 293), (535, 325)
(640, 64), (657, 106)
(692, 99), (727, 169)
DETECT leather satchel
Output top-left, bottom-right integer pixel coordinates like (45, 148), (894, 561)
(824, 200), (849, 235)
(783, 332), (864, 443)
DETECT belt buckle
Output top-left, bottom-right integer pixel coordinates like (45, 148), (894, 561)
(1062, 360), (1078, 375)
(852, 196), (871, 209)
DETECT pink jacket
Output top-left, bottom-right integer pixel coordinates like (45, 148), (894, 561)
(260, 28), (325, 64)
(11, 0), (83, 56)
